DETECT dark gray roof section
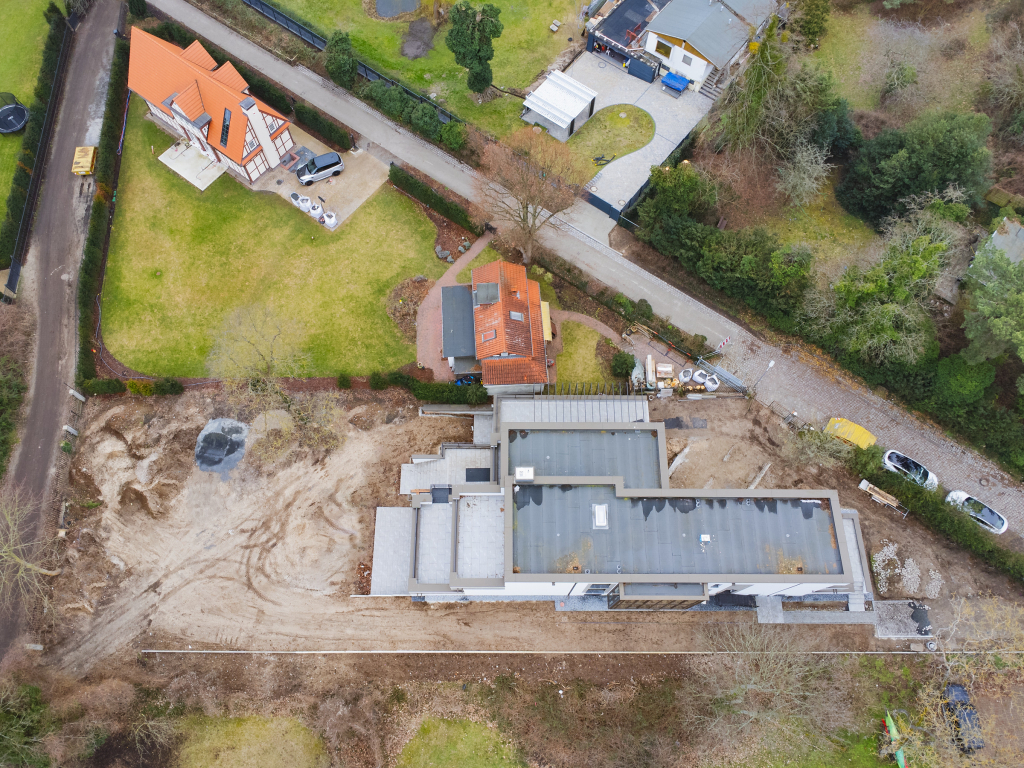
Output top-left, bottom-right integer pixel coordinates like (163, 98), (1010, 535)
(506, 428), (661, 488)
(647, 0), (761, 67)
(474, 283), (499, 306)
(441, 285), (476, 358)
(498, 396), (649, 424)
(512, 485), (843, 576)
(624, 582), (705, 596)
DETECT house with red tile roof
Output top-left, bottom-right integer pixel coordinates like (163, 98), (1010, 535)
(441, 262), (552, 394)
(127, 28), (294, 183)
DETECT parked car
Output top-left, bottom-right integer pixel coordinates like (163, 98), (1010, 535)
(882, 450), (938, 490)
(946, 491), (1009, 535)
(825, 417), (876, 449)
(941, 683), (984, 754)
(296, 152), (344, 185)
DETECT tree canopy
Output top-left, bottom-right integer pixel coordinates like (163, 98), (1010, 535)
(324, 32), (358, 90)
(445, 2), (504, 93)
(963, 239), (1024, 394)
(836, 112), (992, 227)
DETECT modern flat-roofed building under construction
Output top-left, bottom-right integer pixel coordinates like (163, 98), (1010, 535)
(370, 396), (872, 614)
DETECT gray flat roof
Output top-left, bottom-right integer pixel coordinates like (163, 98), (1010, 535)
(498, 396), (649, 425)
(506, 427), (661, 488)
(512, 485), (843, 576)
(441, 285), (476, 358)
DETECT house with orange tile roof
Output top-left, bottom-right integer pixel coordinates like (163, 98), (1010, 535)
(127, 28), (294, 183)
(441, 261), (552, 394)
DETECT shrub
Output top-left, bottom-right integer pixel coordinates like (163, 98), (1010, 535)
(613, 293), (635, 317)
(128, 0), (147, 18)
(793, 0), (830, 46)
(411, 102), (442, 140)
(384, 371), (489, 404)
(932, 354), (995, 407)
(837, 112), (992, 227)
(293, 103), (351, 150)
(154, 377), (184, 395)
(127, 380), (155, 396)
(324, 31), (357, 90)
(440, 121), (468, 151)
(777, 140), (833, 206)
(337, 372), (352, 389)
(388, 164), (482, 234)
(635, 298), (654, 321)
(81, 378), (127, 395)
(369, 371), (388, 390)
(611, 352), (636, 378)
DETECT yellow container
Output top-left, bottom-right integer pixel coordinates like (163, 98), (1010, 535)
(72, 146), (96, 176)
(825, 417), (877, 450)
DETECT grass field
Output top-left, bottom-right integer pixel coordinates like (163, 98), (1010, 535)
(763, 172), (878, 265)
(176, 716), (329, 768)
(568, 105), (655, 177)
(268, 0), (579, 137)
(102, 99), (447, 377)
(396, 718), (523, 768)
(556, 322), (614, 384)
(0, 0), (53, 201)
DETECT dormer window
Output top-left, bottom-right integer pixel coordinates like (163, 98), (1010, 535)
(220, 109), (231, 147)
(509, 311), (524, 321)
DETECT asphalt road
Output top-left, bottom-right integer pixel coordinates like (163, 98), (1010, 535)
(0, 0), (121, 660)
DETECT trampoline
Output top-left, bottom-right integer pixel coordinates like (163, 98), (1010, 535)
(0, 93), (29, 134)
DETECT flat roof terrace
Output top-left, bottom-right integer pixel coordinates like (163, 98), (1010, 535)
(506, 427), (663, 489)
(512, 485), (845, 577)
(597, 0), (659, 47)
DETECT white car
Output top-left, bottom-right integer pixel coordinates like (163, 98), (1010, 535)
(946, 491), (1009, 535)
(882, 450), (939, 490)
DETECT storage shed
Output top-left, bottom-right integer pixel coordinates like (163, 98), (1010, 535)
(521, 71), (598, 142)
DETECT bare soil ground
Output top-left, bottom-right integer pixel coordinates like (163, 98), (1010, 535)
(41, 393), (1024, 677)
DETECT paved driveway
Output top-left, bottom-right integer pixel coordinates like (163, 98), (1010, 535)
(564, 53), (712, 209)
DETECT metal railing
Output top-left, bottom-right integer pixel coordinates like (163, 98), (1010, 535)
(242, 0), (327, 49)
(3, 23), (73, 300)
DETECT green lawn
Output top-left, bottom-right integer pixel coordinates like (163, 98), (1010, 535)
(396, 718), (523, 768)
(555, 321), (615, 384)
(763, 171), (878, 265)
(269, 0), (578, 137)
(176, 716), (328, 768)
(0, 0), (54, 201)
(528, 265), (560, 308)
(457, 245), (503, 283)
(102, 98), (447, 377)
(811, 7), (879, 111)
(568, 105), (655, 177)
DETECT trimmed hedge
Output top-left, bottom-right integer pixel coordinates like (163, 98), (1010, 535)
(388, 164), (482, 235)
(154, 377), (184, 395)
(81, 378), (127, 395)
(385, 371), (488, 404)
(148, 22), (291, 115)
(0, 7), (66, 269)
(294, 104), (350, 151)
(854, 446), (1024, 583)
(336, 372), (352, 389)
(77, 39), (130, 385)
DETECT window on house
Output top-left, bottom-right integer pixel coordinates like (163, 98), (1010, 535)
(266, 115), (280, 132)
(509, 311), (524, 321)
(220, 109), (231, 147)
(682, 54), (694, 66)
(655, 39), (671, 58)
(481, 330), (497, 342)
(245, 134), (259, 153)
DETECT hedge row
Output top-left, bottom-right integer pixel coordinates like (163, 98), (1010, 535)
(387, 164), (482, 235)
(0, 5), (66, 269)
(294, 104), (350, 151)
(77, 39), (130, 385)
(148, 21), (291, 115)
(854, 446), (1024, 583)
(363, 371), (489, 404)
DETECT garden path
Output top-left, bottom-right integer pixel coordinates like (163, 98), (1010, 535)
(415, 232), (494, 380)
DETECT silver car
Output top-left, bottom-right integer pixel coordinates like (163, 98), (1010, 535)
(296, 152), (344, 185)
(882, 449), (938, 490)
(946, 491), (1008, 535)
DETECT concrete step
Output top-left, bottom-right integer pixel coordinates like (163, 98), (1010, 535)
(755, 595), (784, 624)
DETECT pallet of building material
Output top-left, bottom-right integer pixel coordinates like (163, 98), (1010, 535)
(858, 479), (908, 518)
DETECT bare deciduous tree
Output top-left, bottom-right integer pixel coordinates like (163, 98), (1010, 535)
(476, 128), (589, 265)
(207, 304), (309, 383)
(776, 140), (834, 206)
(0, 487), (60, 617)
